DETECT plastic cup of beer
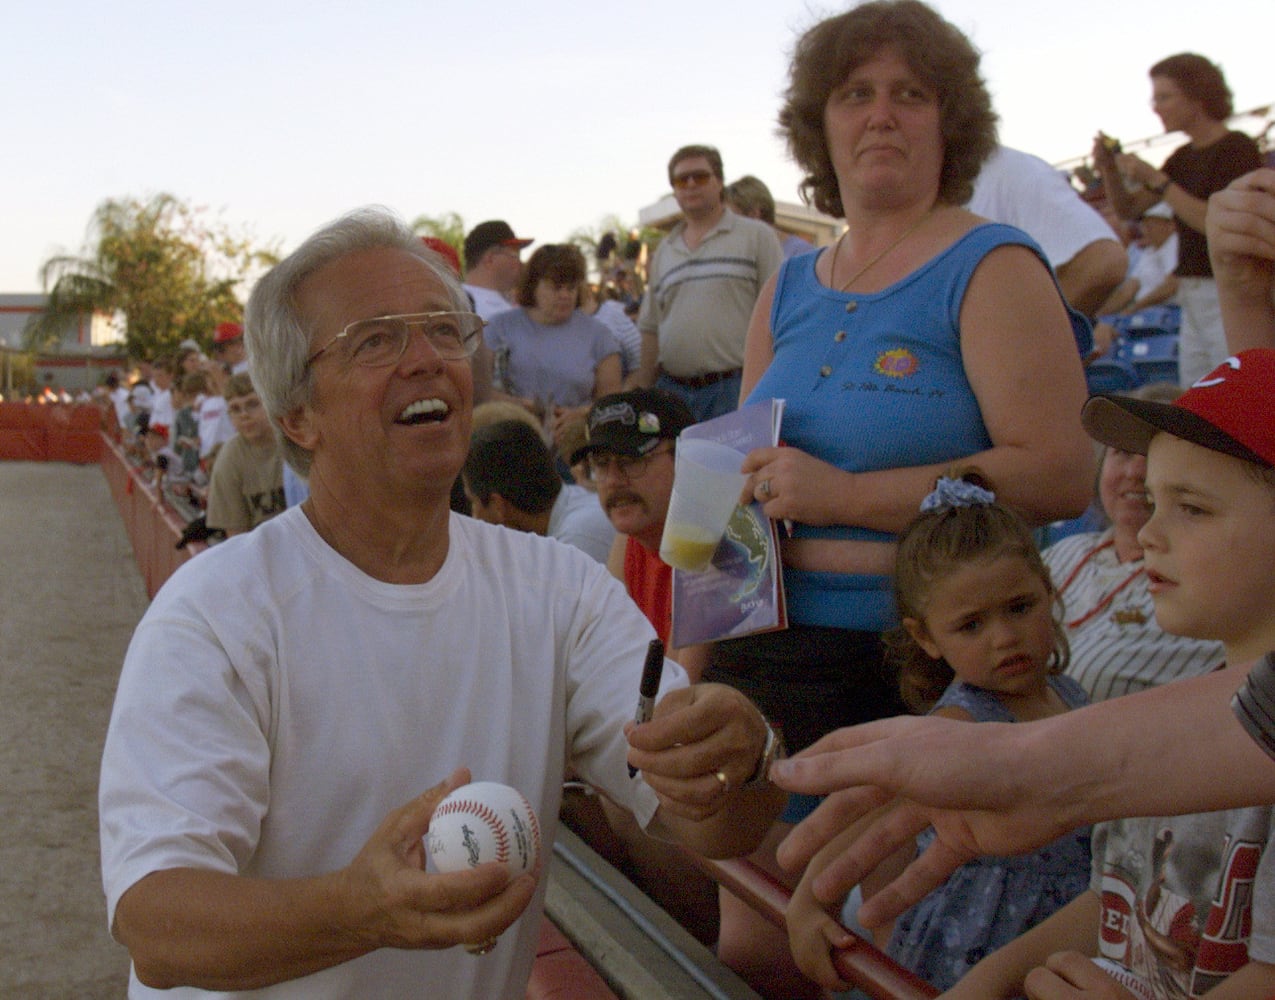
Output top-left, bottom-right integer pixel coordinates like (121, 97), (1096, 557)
(659, 438), (748, 572)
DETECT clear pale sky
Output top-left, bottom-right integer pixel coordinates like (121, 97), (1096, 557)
(1, 0), (1269, 293)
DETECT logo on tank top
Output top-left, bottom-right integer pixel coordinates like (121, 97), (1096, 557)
(874, 348), (918, 378)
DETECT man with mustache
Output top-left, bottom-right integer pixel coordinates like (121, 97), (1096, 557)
(572, 388), (701, 674)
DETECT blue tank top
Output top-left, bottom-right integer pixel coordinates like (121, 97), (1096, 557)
(747, 224), (1086, 630)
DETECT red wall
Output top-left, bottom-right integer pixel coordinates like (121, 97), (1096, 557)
(0, 402), (105, 462)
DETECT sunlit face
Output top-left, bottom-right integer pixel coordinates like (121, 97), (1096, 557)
(226, 390), (273, 445)
(287, 247), (473, 505)
(532, 278), (577, 326)
(905, 553), (1057, 704)
(670, 156), (724, 218)
(594, 445), (676, 550)
(1149, 75), (1204, 133)
(1099, 448), (1151, 546)
(823, 46), (944, 210)
(1139, 433), (1275, 653)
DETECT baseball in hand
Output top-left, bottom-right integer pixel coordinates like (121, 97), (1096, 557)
(427, 781), (542, 877)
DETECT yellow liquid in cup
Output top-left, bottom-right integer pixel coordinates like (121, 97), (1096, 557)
(660, 524), (720, 571)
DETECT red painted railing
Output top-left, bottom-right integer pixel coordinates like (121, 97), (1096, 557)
(693, 856), (940, 999)
(98, 433), (207, 598)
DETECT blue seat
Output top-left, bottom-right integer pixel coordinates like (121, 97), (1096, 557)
(1115, 330), (1177, 386)
(1132, 358), (1180, 385)
(1125, 305), (1181, 338)
(1126, 332), (1178, 360)
(1086, 357), (1140, 394)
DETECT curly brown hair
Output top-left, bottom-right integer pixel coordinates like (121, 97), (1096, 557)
(1150, 53), (1234, 121)
(778, 0), (998, 218)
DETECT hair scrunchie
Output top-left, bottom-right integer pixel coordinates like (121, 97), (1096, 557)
(919, 476), (996, 512)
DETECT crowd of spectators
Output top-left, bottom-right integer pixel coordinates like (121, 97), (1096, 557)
(87, 1), (1275, 997)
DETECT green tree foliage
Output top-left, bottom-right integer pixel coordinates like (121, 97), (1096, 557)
(26, 194), (278, 358)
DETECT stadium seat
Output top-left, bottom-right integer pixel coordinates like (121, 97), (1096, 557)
(1086, 357), (1140, 394)
(1127, 332), (1179, 385)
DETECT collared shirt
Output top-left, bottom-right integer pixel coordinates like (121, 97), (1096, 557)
(639, 209), (782, 378)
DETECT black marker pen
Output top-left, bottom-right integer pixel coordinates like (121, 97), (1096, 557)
(629, 638), (665, 778)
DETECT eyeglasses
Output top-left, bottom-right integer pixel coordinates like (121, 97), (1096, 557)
(671, 169), (715, 190)
(226, 396), (263, 418)
(585, 446), (672, 483)
(306, 311), (485, 369)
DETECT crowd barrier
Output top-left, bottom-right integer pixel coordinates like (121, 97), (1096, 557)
(98, 432), (208, 598)
(92, 432), (930, 998)
(692, 856), (939, 1000)
(0, 402), (104, 463)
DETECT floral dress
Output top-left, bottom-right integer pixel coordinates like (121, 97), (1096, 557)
(886, 676), (1092, 992)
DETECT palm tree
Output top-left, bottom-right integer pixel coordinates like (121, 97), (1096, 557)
(26, 194), (273, 358)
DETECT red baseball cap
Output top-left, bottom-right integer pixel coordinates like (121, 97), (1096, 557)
(214, 322), (243, 345)
(420, 236), (462, 277)
(1082, 349), (1275, 469)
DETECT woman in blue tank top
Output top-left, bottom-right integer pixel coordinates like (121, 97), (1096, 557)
(702, 4), (1096, 995)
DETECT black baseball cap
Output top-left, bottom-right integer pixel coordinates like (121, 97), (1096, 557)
(463, 220), (532, 266)
(570, 389), (694, 465)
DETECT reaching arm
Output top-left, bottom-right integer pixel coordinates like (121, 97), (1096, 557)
(1123, 273), (1179, 315)
(1055, 239), (1128, 319)
(772, 661), (1275, 927)
(1207, 168), (1275, 353)
(112, 772), (536, 991)
(1091, 135), (1158, 222)
(943, 891), (1099, 1000)
(787, 824), (874, 992)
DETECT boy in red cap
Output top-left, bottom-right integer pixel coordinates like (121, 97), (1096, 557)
(933, 351), (1275, 998)
(213, 321), (249, 374)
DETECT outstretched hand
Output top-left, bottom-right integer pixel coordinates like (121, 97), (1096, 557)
(770, 716), (1076, 927)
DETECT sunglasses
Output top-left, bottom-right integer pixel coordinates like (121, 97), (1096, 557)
(671, 169), (716, 190)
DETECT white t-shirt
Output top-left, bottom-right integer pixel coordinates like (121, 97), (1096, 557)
(148, 387), (174, 432)
(547, 484), (615, 564)
(970, 146), (1117, 269)
(197, 395), (234, 458)
(99, 509), (682, 999)
(1128, 234), (1179, 299)
(592, 300), (642, 377)
(109, 386), (131, 427)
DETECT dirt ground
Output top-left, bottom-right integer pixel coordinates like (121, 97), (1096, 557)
(1, 461), (142, 997)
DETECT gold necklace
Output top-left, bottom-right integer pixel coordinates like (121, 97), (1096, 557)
(831, 211), (932, 292)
